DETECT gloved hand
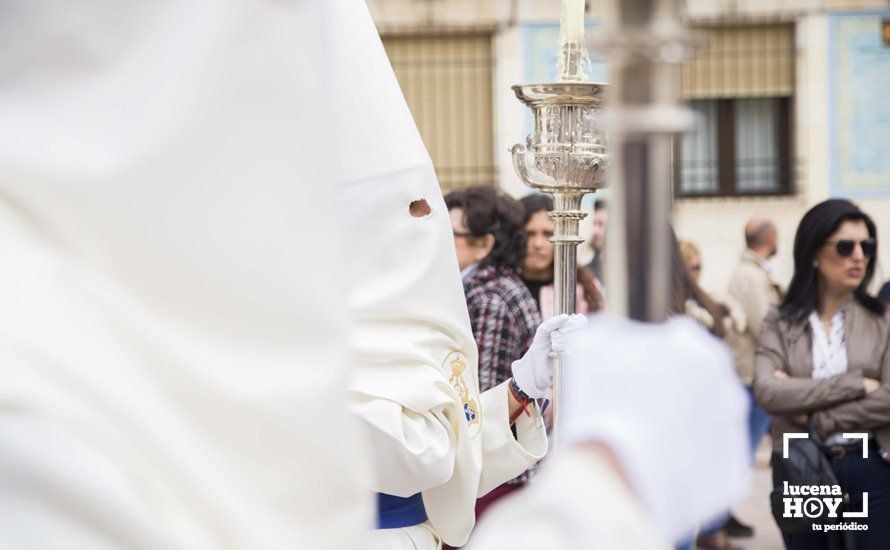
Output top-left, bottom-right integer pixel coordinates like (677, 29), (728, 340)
(511, 313), (587, 398)
(561, 314), (749, 545)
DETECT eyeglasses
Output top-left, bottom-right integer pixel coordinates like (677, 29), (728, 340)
(826, 238), (877, 258)
(452, 230), (474, 238)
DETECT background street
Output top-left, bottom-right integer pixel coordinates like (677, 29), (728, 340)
(731, 438), (784, 550)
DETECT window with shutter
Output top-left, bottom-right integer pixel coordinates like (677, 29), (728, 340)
(382, 32), (496, 193)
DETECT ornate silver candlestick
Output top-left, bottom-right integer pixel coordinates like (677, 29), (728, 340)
(510, 1), (608, 444)
(511, 83), (607, 320)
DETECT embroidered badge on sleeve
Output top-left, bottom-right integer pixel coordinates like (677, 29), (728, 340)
(444, 351), (482, 438)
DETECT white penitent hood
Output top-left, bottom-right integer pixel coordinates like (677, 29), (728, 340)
(0, 1), (370, 548)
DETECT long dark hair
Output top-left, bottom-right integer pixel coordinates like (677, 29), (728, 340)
(780, 199), (884, 322)
(519, 193), (604, 311)
(519, 193), (553, 226)
(445, 186), (526, 270)
(669, 228), (727, 337)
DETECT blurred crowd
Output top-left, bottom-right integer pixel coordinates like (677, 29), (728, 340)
(447, 185), (890, 550)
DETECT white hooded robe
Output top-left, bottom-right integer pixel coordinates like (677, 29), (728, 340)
(332, 1), (547, 546)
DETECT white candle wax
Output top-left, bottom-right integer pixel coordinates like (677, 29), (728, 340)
(561, 0), (585, 45)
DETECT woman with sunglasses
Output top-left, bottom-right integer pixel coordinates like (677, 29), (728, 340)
(753, 199), (890, 549)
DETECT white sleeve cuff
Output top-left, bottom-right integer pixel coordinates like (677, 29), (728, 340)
(477, 380), (548, 496)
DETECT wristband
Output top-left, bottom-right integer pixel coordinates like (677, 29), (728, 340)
(509, 377), (533, 418)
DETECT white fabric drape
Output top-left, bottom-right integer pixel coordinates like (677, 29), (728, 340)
(0, 1), (370, 548)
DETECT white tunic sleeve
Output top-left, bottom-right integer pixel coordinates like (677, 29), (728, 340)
(347, 350), (460, 496)
(349, 372), (548, 499)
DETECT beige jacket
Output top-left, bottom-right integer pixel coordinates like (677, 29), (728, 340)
(727, 251), (784, 384)
(753, 300), (890, 460)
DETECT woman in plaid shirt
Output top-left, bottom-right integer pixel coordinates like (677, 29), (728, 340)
(445, 186), (542, 517)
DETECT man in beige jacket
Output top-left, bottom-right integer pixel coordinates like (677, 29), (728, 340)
(723, 217), (783, 538)
(729, 218), (784, 386)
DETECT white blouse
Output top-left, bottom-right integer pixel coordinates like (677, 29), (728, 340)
(809, 310), (847, 380)
(809, 310), (856, 445)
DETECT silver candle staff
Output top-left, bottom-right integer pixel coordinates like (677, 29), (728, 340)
(511, 0), (692, 443)
(510, 0), (607, 444)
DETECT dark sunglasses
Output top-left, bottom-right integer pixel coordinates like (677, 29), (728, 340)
(826, 238), (877, 258)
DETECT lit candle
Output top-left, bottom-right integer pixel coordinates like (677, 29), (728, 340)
(561, 0), (585, 46)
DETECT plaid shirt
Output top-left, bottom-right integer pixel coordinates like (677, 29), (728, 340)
(463, 264), (541, 393)
(463, 265), (542, 487)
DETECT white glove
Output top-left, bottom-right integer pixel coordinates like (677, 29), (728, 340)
(561, 314), (750, 545)
(511, 313), (587, 398)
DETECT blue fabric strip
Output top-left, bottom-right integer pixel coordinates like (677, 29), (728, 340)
(376, 492), (428, 529)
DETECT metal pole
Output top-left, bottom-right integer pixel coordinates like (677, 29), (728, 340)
(548, 192), (585, 438)
(551, 194), (584, 317)
(597, 0), (693, 322)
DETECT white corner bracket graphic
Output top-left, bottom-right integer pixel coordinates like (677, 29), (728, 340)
(845, 492), (869, 518)
(783, 433), (809, 459)
(782, 432), (871, 519)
